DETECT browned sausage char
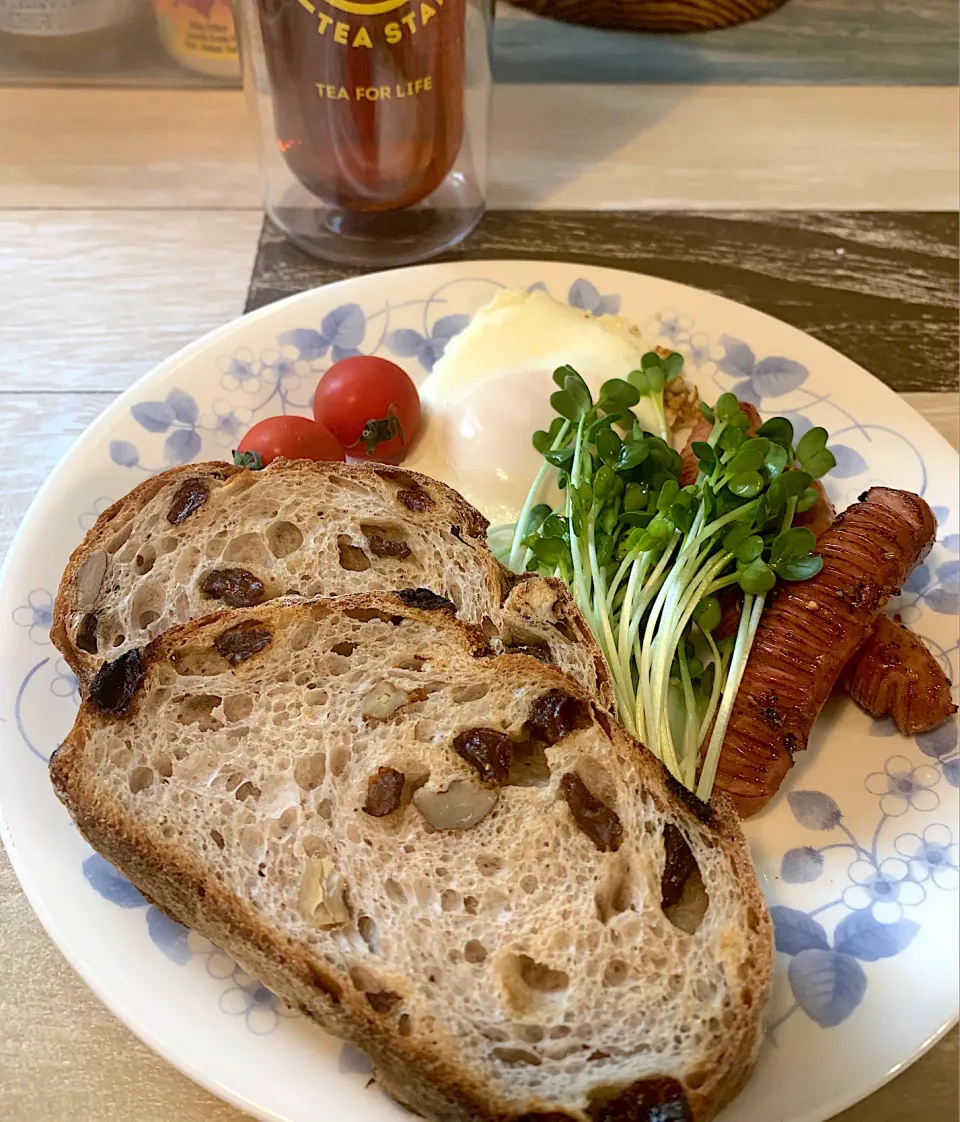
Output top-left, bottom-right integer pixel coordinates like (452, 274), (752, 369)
(714, 487), (937, 817)
(842, 613), (957, 736)
(790, 481), (954, 735)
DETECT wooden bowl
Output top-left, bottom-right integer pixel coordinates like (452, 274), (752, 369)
(504, 0), (787, 32)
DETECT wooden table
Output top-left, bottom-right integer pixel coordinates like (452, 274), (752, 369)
(1, 58), (958, 1122)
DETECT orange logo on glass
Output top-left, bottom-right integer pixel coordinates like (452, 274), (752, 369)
(298, 0), (411, 17)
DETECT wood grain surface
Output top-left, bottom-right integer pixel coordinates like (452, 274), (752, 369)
(2, 87), (957, 212)
(504, 0), (788, 34)
(494, 0), (959, 84)
(247, 211), (959, 393)
(1, 0), (956, 87)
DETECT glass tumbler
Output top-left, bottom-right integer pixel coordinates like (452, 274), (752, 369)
(236, 0), (493, 267)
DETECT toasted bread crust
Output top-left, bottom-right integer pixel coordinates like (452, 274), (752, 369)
(52, 592), (771, 1122)
(51, 460), (613, 709)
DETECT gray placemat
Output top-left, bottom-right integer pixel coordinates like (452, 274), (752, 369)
(245, 211), (958, 394)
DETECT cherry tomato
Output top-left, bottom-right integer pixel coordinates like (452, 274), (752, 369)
(235, 415), (345, 468)
(312, 356), (421, 461)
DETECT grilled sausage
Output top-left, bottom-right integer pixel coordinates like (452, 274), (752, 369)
(714, 488), (936, 817)
(843, 613), (957, 736)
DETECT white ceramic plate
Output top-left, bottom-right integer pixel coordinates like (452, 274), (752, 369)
(1, 261), (957, 1122)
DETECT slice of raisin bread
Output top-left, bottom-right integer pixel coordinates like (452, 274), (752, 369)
(51, 459), (611, 706)
(51, 592), (772, 1122)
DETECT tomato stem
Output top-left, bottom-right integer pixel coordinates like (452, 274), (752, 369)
(355, 406), (404, 456)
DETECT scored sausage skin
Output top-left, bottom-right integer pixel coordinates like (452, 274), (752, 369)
(714, 487), (937, 817)
(843, 613), (957, 736)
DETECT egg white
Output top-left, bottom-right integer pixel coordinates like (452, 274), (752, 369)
(407, 288), (658, 525)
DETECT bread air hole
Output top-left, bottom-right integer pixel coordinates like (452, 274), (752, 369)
(171, 644), (227, 676)
(595, 854), (634, 924)
(266, 520), (304, 558)
(492, 1047), (541, 1068)
(294, 753), (326, 791)
(357, 914), (380, 955)
(134, 544), (156, 575)
(129, 766), (154, 793)
(222, 694), (254, 723)
(506, 741), (551, 788)
(661, 825), (709, 936)
(210, 829), (225, 850)
(497, 953), (569, 1016)
(223, 532), (272, 567)
(337, 535), (371, 572)
(450, 682), (489, 703)
(235, 781), (261, 803)
(476, 853), (502, 876)
(464, 939), (487, 964)
(176, 694), (223, 732)
(602, 959), (629, 987)
(105, 523), (133, 554)
(385, 877), (407, 905)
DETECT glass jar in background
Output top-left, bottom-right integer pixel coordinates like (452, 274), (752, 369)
(152, 0), (239, 79)
(235, 0), (493, 267)
(0, 0), (142, 64)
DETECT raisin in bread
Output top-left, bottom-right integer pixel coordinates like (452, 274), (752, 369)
(51, 592), (772, 1122)
(51, 459), (611, 706)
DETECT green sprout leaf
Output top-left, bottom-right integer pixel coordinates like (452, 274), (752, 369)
(595, 427), (622, 466)
(552, 364), (578, 389)
(700, 401), (716, 422)
(734, 534), (764, 564)
(623, 482), (649, 511)
(618, 439), (649, 471)
(693, 595), (722, 634)
(796, 426), (828, 462)
(718, 426), (745, 453)
(729, 470), (764, 498)
(761, 442), (789, 482)
(803, 448), (837, 480)
(715, 393), (742, 423)
(777, 555), (825, 581)
(629, 369), (652, 396)
(532, 536), (571, 568)
(756, 416), (795, 451)
(795, 486), (819, 513)
(662, 351), (684, 380)
(770, 526), (817, 568)
(691, 441), (716, 465)
(738, 557), (777, 595)
(599, 378), (640, 411)
(645, 365), (666, 394)
(723, 521), (756, 553)
(728, 438), (771, 476)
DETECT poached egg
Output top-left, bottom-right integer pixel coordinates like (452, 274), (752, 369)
(409, 289), (659, 524)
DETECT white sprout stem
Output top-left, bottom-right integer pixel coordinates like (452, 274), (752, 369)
(506, 419), (571, 573)
(586, 517), (635, 721)
(695, 592), (766, 801)
(643, 509), (710, 757)
(696, 628), (725, 747)
(677, 645), (699, 789)
(634, 531), (682, 743)
(652, 391), (669, 442)
(566, 418), (595, 628)
(616, 551), (651, 673)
